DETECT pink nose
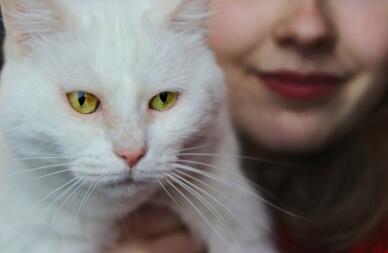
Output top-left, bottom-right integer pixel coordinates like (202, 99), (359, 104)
(117, 148), (146, 168)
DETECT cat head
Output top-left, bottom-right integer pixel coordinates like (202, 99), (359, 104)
(0, 0), (224, 192)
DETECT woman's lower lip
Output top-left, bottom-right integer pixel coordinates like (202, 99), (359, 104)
(257, 72), (344, 101)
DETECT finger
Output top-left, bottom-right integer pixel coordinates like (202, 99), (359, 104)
(122, 206), (184, 238)
(145, 232), (205, 253)
(114, 232), (206, 253)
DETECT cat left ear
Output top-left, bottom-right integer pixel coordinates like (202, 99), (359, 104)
(1, 0), (65, 55)
(168, 0), (209, 36)
(146, 0), (209, 36)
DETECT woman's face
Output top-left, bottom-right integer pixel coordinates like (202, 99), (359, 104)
(208, 0), (388, 152)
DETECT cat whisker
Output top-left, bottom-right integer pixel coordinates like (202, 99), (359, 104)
(38, 179), (83, 221)
(12, 179), (82, 246)
(13, 178), (79, 224)
(175, 142), (216, 153)
(17, 168), (73, 186)
(173, 171), (274, 252)
(170, 168), (283, 251)
(5, 155), (76, 162)
(73, 182), (98, 226)
(2, 178), (80, 246)
(166, 175), (233, 251)
(53, 180), (88, 221)
(1, 168), (74, 197)
(177, 158), (302, 218)
(177, 158), (281, 205)
(52, 180), (87, 233)
(158, 179), (181, 207)
(174, 169), (276, 240)
(169, 172), (241, 247)
(2, 162), (72, 179)
(74, 183), (94, 219)
(178, 152), (299, 167)
(172, 171), (278, 252)
(172, 162), (303, 220)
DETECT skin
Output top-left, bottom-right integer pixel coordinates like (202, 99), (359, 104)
(109, 205), (204, 253)
(113, 0), (388, 252)
(208, 0), (388, 152)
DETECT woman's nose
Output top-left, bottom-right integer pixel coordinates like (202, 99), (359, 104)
(273, 0), (334, 52)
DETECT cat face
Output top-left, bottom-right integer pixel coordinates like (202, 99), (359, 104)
(0, 0), (223, 190)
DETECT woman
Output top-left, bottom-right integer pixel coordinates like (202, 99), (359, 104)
(115, 0), (388, 252)
(207, 0), (388, 252)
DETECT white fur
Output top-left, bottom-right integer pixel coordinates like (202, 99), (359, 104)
(0, 0), (276, 252)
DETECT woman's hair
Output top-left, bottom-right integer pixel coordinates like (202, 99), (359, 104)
(240, 106), (388, 252)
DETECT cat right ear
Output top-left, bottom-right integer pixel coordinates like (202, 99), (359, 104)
(1, 0), (65, 55)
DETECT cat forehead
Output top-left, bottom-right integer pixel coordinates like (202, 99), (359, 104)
(57, 0), (194, 62)
(31, 0), (209, 97)
(62, 0), (180, 27)
(54, 21), (197, 85)
(45, 25), (201, 102)
(41, 0), (200, 79)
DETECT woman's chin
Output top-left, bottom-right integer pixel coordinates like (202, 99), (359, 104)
(244, 115), (335, 154)
(259, 134), (329, 154)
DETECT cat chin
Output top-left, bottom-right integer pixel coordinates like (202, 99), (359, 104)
(97, 180), (158, 201)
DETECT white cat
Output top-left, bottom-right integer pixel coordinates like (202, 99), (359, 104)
(0, 0), (276, 252)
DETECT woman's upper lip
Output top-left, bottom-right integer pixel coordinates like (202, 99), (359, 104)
(258, 70), (347, 85)
(255, 70), (349, 101)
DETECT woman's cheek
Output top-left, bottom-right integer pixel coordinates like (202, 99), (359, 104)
(208, 0), (278, 59)
(208, 5), (252, 57)
(334, 5), (388, 68)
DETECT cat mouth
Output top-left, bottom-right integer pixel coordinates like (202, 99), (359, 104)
(103, 177), (137, 188)
(80, 172), (150, 188)
(102, 176), (150, 188)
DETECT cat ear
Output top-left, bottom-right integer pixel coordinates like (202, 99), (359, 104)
(148, 0), (209, 36)
(1, 0), (65, 54)
(169, 0), (209, 36)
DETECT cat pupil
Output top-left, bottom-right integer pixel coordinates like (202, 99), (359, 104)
(159, 92), (168, 103)
(78, 92), (86, 106)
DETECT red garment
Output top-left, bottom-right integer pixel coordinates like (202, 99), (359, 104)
(278, 222), (388, 253)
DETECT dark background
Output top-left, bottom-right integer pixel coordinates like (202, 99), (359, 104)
(0, 17), (4, 66)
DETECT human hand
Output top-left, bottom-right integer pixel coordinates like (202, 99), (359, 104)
(109, 205), (206, 253)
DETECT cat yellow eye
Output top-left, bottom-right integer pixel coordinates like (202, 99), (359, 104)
(149, 91), (179, 111)
(67, 91), (100, 114)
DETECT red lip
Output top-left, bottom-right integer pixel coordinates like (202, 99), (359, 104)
(258, 71), (345, 101)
